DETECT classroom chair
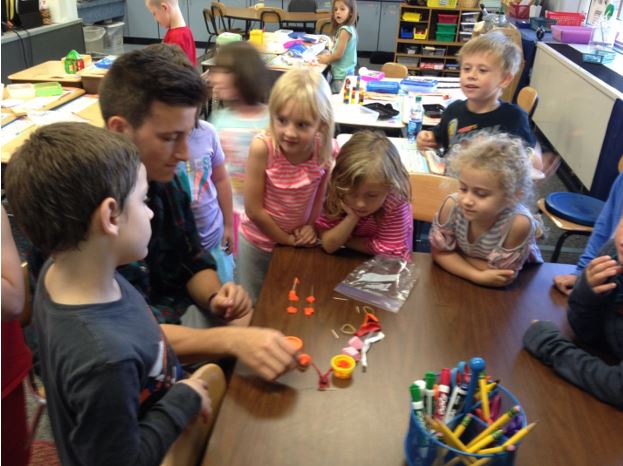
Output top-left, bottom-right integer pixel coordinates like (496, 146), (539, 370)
(211, 2), (245, 38)
(259, 8), (285, 30)
(316, 18), (331, 35)
(516, 86), (539, 119)
(381, 62), (408, 79)
(161, 363), (227, 466)
(410, 173), (459, 251)
(538, 154), (623, 262)
(202, 8), (219, 54)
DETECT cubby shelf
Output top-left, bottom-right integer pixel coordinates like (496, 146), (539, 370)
(394, 2), (481, 77)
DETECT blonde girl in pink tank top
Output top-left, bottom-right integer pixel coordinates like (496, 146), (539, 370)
(237, 69), (338, 303)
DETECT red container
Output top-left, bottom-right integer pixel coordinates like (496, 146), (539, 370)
(437, 13), (458, 23)
(507, 3), (530, 19)
(545, 11), (585, 26)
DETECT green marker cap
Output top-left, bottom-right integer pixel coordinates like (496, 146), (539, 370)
(425, 371), (436, 389)
(410, 383), (421, 402)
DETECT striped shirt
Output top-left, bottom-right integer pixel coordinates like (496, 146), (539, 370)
(315, 192), (413, 259)
(429, 193), (543, 271)
(240, 133), (337, 252)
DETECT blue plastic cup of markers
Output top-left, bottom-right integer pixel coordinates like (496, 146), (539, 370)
(404, 383), (527, 466)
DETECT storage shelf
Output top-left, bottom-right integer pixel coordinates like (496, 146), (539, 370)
(397, 39), (466, 46)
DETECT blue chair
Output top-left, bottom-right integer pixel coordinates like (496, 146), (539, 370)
(537, 193), (604, 263)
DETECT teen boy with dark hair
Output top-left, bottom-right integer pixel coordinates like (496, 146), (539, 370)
(100, 44), (297, 381)
(5, 123), (212, 466)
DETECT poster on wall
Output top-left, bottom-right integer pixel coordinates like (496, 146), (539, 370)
(586, 0), (608, 24)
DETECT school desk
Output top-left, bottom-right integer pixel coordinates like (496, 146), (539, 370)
(1, 93), (102, 164)
(202, 247), (623, 466)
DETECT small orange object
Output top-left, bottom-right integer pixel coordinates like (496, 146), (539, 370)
(287, 306), (298, 314)
(285, 336), (303, 352)
(303, 286), (315, 316)
(297, 353), (312, 367)
(288, 277), (300, 301)
(304, 306), (314, 316)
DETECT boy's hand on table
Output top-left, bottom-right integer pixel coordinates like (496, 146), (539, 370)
(585, 255), (622, 294)
(293, 225), (317, 247)
(416, 130), (437, 149)
(179, 378), (213, 423)
(232, 328), (297, 381)
(553, 273), (577, 295)
(211, 283), (253, 321)
(473, 268), (516, 287)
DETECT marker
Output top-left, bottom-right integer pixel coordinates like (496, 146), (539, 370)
(409, 383), (428, 457)
(490, 393), (502, 420)
(424, 371), (436, 417)
(478, 374), (491, 423)
(461, 357), (485, 415)
(434, 368), (451, 422)
(467, 405), (520, 448)
(452, 413), (472, 438)
(444, 382), (468, 424)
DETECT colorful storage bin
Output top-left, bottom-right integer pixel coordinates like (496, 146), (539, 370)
(551, 25), (592, 44)
(438, 13), (459, 23)
(435, 31), (456, 41)
(436, 23), (457, 33)
(402, 12), (423, 21)
(507, 3), (529, 19)
(427, 0), (458, 7)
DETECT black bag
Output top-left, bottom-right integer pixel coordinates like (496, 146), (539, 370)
(364, 103), (399, 120)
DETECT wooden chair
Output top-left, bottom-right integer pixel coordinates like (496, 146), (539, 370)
(202, 8), (219, 54)
(381, 62), (408, 79)
(211, 2), (245, 37)
(259, 8), (284, 30)
(516, 86), (539, 119)
(161, 363), (227, 466)
(315, 17), (331, 35)
(410, 173), (459, 250)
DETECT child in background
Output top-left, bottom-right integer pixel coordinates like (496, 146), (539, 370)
(178, 120), (235, 284)
(209, 41), (270, 255)
(316, 131), (413, 259)
(416, 32), (541, 170)
(5, 123), (211, 465)
(524, 215), (623, 409)
(430, 132), (543, 287)
(2, 206), (32, 466)
(239, 68), (338, 302)
(145, 0), (196, 65)
(317, 0), (358, 94)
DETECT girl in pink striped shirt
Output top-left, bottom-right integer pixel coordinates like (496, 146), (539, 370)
(238, 69), (338, 303)
(316, 131), (413, 259)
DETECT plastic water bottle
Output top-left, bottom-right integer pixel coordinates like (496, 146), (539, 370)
(407, 95), (423, 143)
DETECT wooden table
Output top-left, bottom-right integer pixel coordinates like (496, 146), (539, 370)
(1, 93), (102, 164)
(202, 248), (623, 466)
(8, 60), (83, 88)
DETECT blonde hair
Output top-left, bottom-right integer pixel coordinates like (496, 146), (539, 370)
(457, 31), (522, 77)
(324, 131), (411, 217)
(268, 68), (334, 166)
(330, 0), (358, 34)
(447, 131), (533, 206)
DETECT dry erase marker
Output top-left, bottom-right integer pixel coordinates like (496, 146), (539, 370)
(444, 382), (468, 424)
(434, 368), (451, 422)
(424, 371), (436, 417)
(410, 383), (428, 457)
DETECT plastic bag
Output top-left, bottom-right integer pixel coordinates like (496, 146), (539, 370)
(334, 255), (418, 313)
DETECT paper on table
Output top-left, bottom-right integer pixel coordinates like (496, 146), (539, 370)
(1, 118), (35, 145)
(59, 95), (99, 114)
(27, 110), (89, 126)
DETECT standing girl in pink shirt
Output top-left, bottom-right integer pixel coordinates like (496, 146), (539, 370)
(238, 69), (338, 303)
(316, 131), (413, 259)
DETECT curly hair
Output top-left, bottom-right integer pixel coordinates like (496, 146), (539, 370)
(324, 131), (411, 218)
(446, 130), (534, 206)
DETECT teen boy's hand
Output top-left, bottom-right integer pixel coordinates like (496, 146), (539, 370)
(231, 328), (298, 380)
(178, 378), (213, 423)
(416, 130), (437, 149)
(210, 283), (253, 321)
(585, 255), (623, 294)
(553, 273), (578, 295)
